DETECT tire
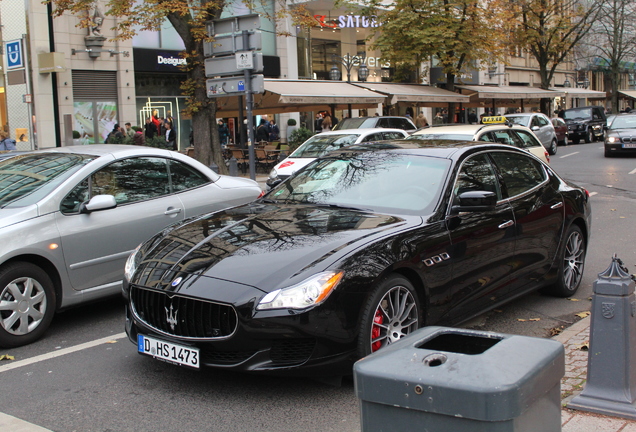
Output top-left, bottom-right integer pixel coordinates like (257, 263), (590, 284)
(357, 275), (421, 358)
(0, 262), (56, 348)
(562, 135), (569, 146)
(548, 139), (558, 156)
(585, 128), (593, 143)
(541, 225), (586, 298)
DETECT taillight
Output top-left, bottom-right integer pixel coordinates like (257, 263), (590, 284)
(544, 150), (550, 163)
(257, 190), (266, 198)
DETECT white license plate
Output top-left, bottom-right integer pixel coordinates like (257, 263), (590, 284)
(138, 334), (200, 368)
(623, 144), (636, 148)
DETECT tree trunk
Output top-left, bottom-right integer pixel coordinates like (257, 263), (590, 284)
(446, 73), (456, 124)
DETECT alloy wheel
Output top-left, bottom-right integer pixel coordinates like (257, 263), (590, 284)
(562, 230), (585, 292)
(0, 276), (47, 336)
(370, 285), (419, 353)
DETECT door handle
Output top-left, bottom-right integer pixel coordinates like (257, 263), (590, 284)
(550, 202), (563, 210)
(164, 207), (182, 215)
(498, 220), (514, 229)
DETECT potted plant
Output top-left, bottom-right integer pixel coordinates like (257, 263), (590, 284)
(286, 118), (298, 140)
(72, 130), (82, 145)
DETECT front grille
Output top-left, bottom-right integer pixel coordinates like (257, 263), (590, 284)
(623, 136), (636, 143)
(270, 339), (316, 365)
(131, 286), (237, 339)
(200, 347), (257, 365)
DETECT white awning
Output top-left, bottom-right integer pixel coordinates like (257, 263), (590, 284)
(215, 79), (387, 116)
(551, 88), (606, 99)
(353, 83), (469, 104)
(619, 90), (636, 99)
(457, 85), (564, 100)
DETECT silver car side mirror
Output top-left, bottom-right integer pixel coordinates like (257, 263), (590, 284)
(80, 194), (117, 214)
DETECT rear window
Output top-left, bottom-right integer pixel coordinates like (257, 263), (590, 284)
(290, 134), (361, 158)
(333, 118), (375, 130)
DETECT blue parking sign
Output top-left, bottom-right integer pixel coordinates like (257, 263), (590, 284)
(6, 40), (24, 69)
(238, 80), (245, 91)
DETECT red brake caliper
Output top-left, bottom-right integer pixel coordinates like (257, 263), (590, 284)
(371, 309), (383, 352)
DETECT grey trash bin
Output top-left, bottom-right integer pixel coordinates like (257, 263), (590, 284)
(354, 326), (564, 432)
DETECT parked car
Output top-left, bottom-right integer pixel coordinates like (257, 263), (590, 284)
(503, 113), (558, 155)
(0, 145), (262, 348)
(124, 141), (590, 376)
(551, 117), (569, 146)
(407, 119), (550, 163)
(562, 106), (607, 143)
(266, 128), (409, 189)
(604, 114), (636, 157)
(332, 116), (417, 133)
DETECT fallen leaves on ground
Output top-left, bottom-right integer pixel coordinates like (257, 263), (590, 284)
(106, 340), (118, 344)
(575, 311), (591, 318)
(517, 319), (527, 322)
(0, 354), (15, 361)
(549, 327), (564, 336)
(579, 343), (589, 351)
(567, 298), (581, 301)
(529, 318), (541, 321)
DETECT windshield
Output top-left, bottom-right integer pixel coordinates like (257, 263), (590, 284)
(563, 108), (592, 120)
(0, 153), (94, 208)
(609, 116), (636, 130)
(407, 133), (474, 141)
(268, 152), (450, 215)
(333, 118), (375, 130)
(290, 134), (361, 158)
(505, 116), (530, 127)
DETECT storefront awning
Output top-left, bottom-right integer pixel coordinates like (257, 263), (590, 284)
(457, 85), (564, 99)
(214, 79), (387, 117)
(551, 88), (606, 99)
(619, 90), (636, 100)
(352, 83), (469, 105)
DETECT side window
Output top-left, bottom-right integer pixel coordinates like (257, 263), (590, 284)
(377, 118), (391, 128)
(536, 115), (549, 127)
(361, 133), (382, 142)
(490, 152), (546, 198)
(492, 130), (516, 145)
(60, 178), (89, 214)
(169, 160), (210, 192)
(453, 154), (501, 201)
(383, 132), (406, 140)
(477, 132), (495, 142)
(513, 130), (541, 149)
(107, 157), (170, 204)
(531, 116), (541, 128)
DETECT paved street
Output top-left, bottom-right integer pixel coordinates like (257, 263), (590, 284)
(2, 139), (636, 431)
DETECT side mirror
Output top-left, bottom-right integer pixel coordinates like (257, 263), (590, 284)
(79, 194), (117, 214)
(531, 125), (540, 131)
(451, 191), (497, 213)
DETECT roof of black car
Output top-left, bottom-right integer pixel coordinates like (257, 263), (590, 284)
(328, 140), (524, 159)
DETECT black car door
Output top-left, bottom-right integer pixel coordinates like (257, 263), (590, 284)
(489, 151), (565, 291)
(445, 153), (517, 321)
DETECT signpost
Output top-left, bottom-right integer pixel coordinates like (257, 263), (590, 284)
(205, 14), (263, 180)
(6, 40), (24, 69)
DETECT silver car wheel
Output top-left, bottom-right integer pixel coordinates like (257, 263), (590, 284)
(0, 276), (47, 336)
(370, 285), (419, 353)
(562, 230), (585, 292)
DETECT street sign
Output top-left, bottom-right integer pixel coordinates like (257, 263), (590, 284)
(205, 52), (263, 77)
(207, 14), (260, 36)
(206, 75), (264, 97)
(236, 51), (253, 70)
(203, 32), (262, 57)
(6, 40), (24, 69)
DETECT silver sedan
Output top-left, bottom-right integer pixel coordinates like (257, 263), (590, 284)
(0, 145), (262, 347)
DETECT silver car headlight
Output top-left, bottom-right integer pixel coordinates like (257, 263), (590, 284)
(268, 168), (278, 180)
(257, 271), (344, 311)
(124, 243), (143, 282)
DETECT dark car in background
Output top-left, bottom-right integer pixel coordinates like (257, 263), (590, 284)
(551, 117), (569, 146)
(563, 106), (606, 143)
(123, 141), (590, 376)
(332, 116), (417, 133)
(604, 114), (636, 157)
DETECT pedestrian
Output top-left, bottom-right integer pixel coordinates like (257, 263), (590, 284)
(0, 131), (16, 150)
(442, 109), (448, 123)
(468, 110), (478, 124)
(144, 117), (157, 139)
(124, 122), (135, 139)
(558, 108), (565, 119)
(321, 113), (332, 131)
(256, 119), (269, 142)
(218, 119), (229, 146)
(416, 113), (429, 128)
(433, 111), (444, 125)
(268, 119), (280, 141)
(165, 121), (176, 150)
(479, 113), (487, 124)
(106, 124), (124, 143)
(315, 113), (323, 131)
(133, 130), (145, 146)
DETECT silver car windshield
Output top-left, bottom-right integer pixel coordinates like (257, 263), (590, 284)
(268, 152), (450, 215)
(505, 116), (530, 127)
(609, 116), (636, 129)
(0, 153), (94, 208)
(290, 134), (361, 158)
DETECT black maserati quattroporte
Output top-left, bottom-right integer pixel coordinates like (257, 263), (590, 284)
(123, 141), (591, 376)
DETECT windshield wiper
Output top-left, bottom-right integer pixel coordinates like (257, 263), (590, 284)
(312, 202), (374, 212)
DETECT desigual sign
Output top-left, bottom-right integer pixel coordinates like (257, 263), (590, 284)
(314, 15), (381, 29)
(157, 55), (187, 67)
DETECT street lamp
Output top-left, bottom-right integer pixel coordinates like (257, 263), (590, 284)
(330, 53), (369, 118)
(563, 73), (589, 89)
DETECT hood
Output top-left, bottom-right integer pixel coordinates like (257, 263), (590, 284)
(608, 128), (636, 138)
(133, 203), (417, 292)
(0, 205), (40, 230)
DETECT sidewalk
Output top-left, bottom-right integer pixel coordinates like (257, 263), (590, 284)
(556, 316), (636, 431)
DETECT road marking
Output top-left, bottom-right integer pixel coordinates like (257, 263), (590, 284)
(0, 413), (51, 432)
(559, 152), (580, 159)
(589, 192), (598, 197)
(630, 168), (636, 175)
(0, 332), (127, 373)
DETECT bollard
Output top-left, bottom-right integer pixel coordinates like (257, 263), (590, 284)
(568, 255), (636, 419)
(228, 157), (238, 177)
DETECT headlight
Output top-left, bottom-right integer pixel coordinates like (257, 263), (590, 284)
(257, 271), (344, 310)
(607, 136), (620, 143)
(124, 243), (143, 282)
(268, 168), (278, 180)
(578, 125), (585, 130)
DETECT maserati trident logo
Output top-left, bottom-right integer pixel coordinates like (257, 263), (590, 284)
(171, 277), (182, 287)
(165, 303), (178, 331)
